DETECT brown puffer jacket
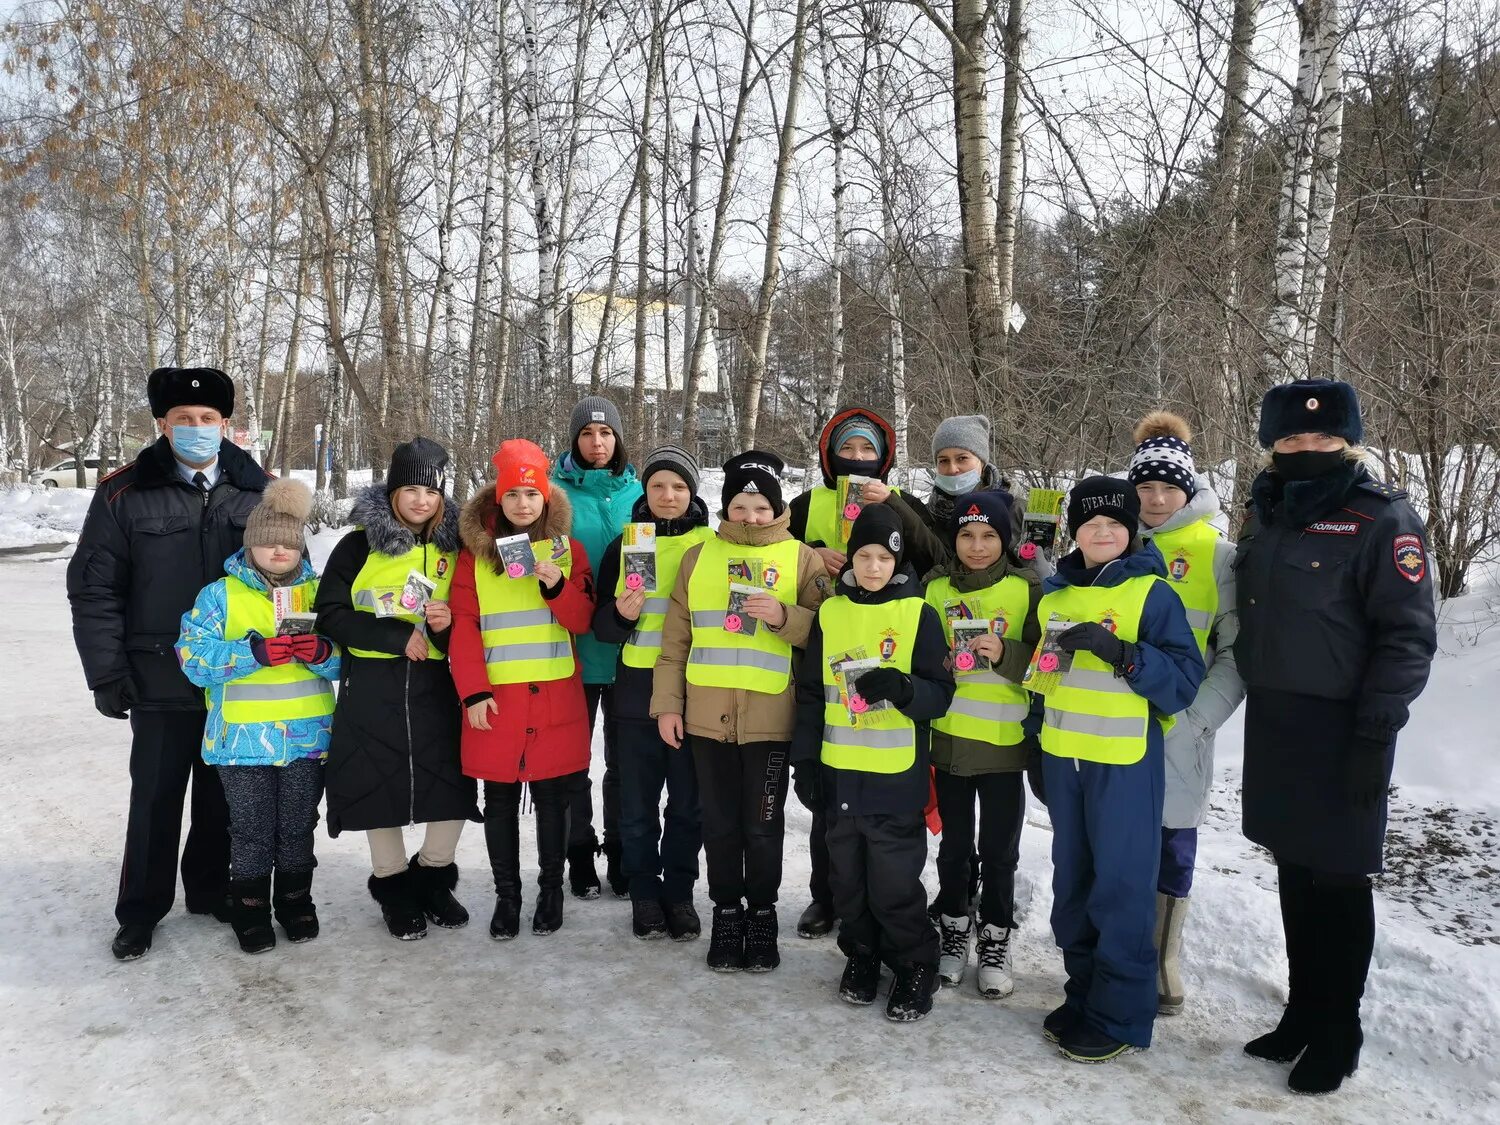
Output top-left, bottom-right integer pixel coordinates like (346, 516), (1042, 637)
(650, 510), (830, 744)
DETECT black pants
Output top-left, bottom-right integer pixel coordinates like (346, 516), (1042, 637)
(618, 719), (701, 904)
(216, 758), (325, 879)
(689, 736), (788, 909)
(568, 685), (620, 852)
(117, 710), (230, 926)
(932, 768), (1025, 927)
(1276, 857), (1375, 1025)
(792, 763), (832, 906)
(483, 773), (577, 898)
(827, 808), (939, 969)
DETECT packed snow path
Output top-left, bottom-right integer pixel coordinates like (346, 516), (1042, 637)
(3, 556), (1496, 1123)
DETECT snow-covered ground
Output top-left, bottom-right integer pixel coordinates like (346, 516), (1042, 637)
(2, 499), (1497, 1123)
(0, 485), (93, 550)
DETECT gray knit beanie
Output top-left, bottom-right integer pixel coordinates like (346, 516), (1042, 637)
(570, 395), (625, 442)
(243, 478), (312, 552)
(931, 414), (992, 462)
(640, 443), (700, 495)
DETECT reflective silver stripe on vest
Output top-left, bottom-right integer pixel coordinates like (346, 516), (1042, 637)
(1043, 708), (1145, 738)
(224, 679), (332, 704)
(960, 667), (1009, 686)
(641, 598), (670, 616)
(947, 696), (1029, 724)
(1063, 668), (1133, 693)
(484, 641), (573, 664)
(692, 610), (728, 628)
(823, 685), (841, 704)
(1184, 607), (1213, 632)
(480, 609), (557, 630)
(628, 630), (663, 648)
(688, 648), (790, 674)
(822, 724), (915, 750)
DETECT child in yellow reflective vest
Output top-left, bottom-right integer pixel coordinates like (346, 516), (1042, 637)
(651, 450), (828, 974)
(793, 504), (954, 1021)
(176, 479), (339, 954)
(922, 489), (1042, 999)
(1036, 476), (1204, 1063)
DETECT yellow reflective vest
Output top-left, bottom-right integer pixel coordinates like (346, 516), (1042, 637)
(805, 484), (903, 554)
(348, 544), (457, 660)
(618, 526), (716, 669)
(685, 536), (801, 695)
(221, 577), (336, 725)
(1036, 574), (1169, 765)
(474, 538), (575, 685)
(925, 575), (1031, 746)
(1146, 518), (1220, 656)
(818, 596), (923, 774)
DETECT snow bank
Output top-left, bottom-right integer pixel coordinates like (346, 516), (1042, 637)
(0, 485), (93, 549)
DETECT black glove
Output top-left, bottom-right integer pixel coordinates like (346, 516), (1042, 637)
(1056, 622), (1130, 670)
(93, 678), (137, 720)
(1345, 736), (1392, 810)
(792, 762), (823, 811)
(1024, 742), (1047, 808)
(855, 667), (914, 709)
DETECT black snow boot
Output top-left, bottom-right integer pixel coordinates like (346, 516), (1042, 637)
(796, 899), (835, 939)
(272, 869), (319, 943)
(743, 906), (780, 973)
(490, 895), (521, 941)
(229, 876), (277, 954)
(1059, 1022), (1136, 1063)
(567, 842), (601, 900)
(368, 869), (427, 941)
(664, 900), (701, 942)
(1247, 864), (1316, 1063)
(1043, 1002), (1082, 1044)
(187, 889), (234, 924)
(603, 838), (629, 899)
(1288, 880), (1372, 1095)
(706, 905), (746, 972)
(534, 789), (568, 934)
(111, 922), (153, 962)
(839, 950), (882, 1005)
(408, 855), (469, 929)
(885, 962), (937, 1023)
(532, 887), (564, 935)
(632, 897), (668, 939)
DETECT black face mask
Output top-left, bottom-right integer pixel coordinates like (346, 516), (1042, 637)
(1272, 450), (1346, 482)
(828, 452), (884, 482)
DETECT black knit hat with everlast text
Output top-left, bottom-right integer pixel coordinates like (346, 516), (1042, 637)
(721, 450), (786, 517)
(387, 436), (450, 496)
(1066, 476), (1140, 539)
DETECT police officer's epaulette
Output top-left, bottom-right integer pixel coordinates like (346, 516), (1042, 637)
(1357, 478), (1407, 502)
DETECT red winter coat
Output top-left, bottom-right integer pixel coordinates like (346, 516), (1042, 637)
(449, 487), (595, 784)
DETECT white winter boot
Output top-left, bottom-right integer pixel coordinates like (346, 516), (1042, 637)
(976, 923), (1015, 999)
(937, 914), (973, 987)
(1156, 892), (1190, 1015)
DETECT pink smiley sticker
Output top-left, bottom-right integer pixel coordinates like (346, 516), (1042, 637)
(625, 573), (643, 590)
(849, 694), (869, 714)
(506, 562), (525, 579)
(955, 651), (976, 671)
(724, 613), (743, 633)
(843, 502), (861, 520)
(1019, 543), (1037, 560)
(1039, 652), (1059, 673)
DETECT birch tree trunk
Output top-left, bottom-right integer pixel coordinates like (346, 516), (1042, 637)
(631, 19), (663, 442)
(521, 0), (556, 387)
(815, 9), (847, 424)
(993, 0), (1027, 413)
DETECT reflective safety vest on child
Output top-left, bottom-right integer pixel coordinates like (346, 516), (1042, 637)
(685, 537), (801, 695)
(818, 597), (923, 775)
(221, 577), (336, 725)
(474, 538), (575, 685)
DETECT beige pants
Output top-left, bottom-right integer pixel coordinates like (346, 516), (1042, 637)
(366, 821), (466, 878)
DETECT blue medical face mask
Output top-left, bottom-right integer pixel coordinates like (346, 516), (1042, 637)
(934, 467), (982, 495)
(170, 424), (223, 464)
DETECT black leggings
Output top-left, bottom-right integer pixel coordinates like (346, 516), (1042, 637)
(932, 768), (1025, 927)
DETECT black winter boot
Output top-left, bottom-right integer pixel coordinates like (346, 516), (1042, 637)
(490, 895), (521, 941)
(603, 838), (629, 899)
(885, 962), (937, 1023)
(532, 888), (564, 934)
(567, 842), (601, 900)
(230, 876), (276, 954)
(1246, 864), (1316, 1062)
(535, 787), (569, 934)
(111, 922), (153, 961)
(632, 897), (668, 939)
(408, 855), (469, 929)
(1043, 1002), (1082, 1044)
(367, 870), (427, 941)
(664, 900), (701, 942)
(272, 869), (319, 943)
(839, 950), (882, 1005)
(743, 906), (780, 972)
(1288, 879), (1372, 1095)
(707, 905), (746, 972)
(796, 899), (835, 939)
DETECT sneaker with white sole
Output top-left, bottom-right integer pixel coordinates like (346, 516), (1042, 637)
(937, 913), (973, 987)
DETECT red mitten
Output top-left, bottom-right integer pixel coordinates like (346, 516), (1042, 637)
(288, 634), (334, 665)
(249, 634), (298, 667)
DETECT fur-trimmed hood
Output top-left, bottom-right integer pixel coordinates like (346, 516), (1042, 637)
(460, 485), (574, 565)
(351, 482), (461, 555)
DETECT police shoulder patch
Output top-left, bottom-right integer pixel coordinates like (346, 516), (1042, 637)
(1392, 533), (1426, 584)
(1358, 478), (1408, 502)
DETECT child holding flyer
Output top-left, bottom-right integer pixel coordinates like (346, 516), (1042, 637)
(592, 445), (716, 941)
(176, 479), (340, 954)
(1034, 477), (1204, 1063)
(449, 440), (596, 939)
(793, 505), (954, 1021)
(651, 451), (827, 973)
(922, 490), (1042, 997)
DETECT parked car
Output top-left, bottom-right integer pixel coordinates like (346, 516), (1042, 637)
(31, 457), (101, 488)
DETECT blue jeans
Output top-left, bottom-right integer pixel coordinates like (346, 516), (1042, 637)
(617, 719), (701, 903)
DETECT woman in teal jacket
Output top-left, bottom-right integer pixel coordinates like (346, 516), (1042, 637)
(550, 394), (644, 898)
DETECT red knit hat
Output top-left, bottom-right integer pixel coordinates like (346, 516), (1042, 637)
(492, 439), (551, 503)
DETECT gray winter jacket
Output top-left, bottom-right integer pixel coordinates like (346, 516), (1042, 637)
(1140, 482), (1245, 829)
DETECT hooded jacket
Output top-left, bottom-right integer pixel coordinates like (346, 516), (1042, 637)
(176, 551), (341, 767)
(792, 563), (955, 815)
(549, 451), (643, 685)
(649, 509), (830, 745)
(314, 484), (478, 835)
(1137, 480), (1245, 828)
(448, 486), (595, 783)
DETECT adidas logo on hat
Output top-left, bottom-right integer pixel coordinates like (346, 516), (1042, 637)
(742, 481), (760, 493)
